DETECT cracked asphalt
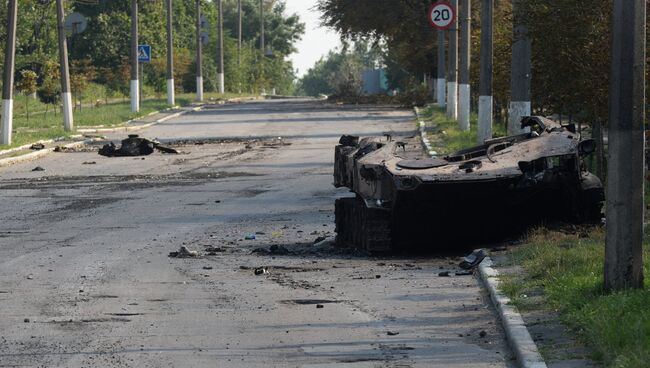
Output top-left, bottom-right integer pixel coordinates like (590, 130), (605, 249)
(0, 99), (514, 367)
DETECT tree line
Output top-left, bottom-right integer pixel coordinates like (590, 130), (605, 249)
(0, 0), (305, 108)
(314, 0), (649, 128)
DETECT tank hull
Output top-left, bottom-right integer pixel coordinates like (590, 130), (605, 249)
(333, 117), (604, 252)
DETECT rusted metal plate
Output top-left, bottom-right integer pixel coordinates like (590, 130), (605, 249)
(397, 158), (449, 169)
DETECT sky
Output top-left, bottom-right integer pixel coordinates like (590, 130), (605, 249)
(283, 0), (341, 77)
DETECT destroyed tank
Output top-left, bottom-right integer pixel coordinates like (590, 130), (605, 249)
(334, 116), (604, 252)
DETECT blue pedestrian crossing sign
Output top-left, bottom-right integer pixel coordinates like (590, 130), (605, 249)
(138, 44), (151, 63)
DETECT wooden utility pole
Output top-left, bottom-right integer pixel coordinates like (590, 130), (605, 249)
(195, 0), (203, 101)
(604, 0), (646, 291)
(446, 0), (458, 120)
(458, 0), (471, 131)
(1, 0), (17, 145)
(508, 0), (531, 134)
(436, 30), (446, 108)
(477, 0), (493, 143)
(217, 0), (224, 94)
(130, 0), (139, 112)
(166, 0), (175, 106)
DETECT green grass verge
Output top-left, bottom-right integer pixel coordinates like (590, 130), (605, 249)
(1, 92), (257, 150)
(500, 228), (650, 367)
(419, 105), (507, 155)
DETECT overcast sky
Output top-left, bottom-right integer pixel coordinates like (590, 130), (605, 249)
(283, 0), (341, 77)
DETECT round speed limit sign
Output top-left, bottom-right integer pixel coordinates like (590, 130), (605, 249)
(428, 2), (456, 30)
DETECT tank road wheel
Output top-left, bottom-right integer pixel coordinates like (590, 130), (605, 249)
(335, 197), (392, 252)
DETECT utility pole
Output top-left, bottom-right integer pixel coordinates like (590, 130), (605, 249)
(446, 0), (458, 120)
(166, 0), (175, 106)
(1, 0), (17, 145)
(436, 30), (446, 108)
(55, 0), (73, 131)
(477, 0), (493, 143)
(458, 0), (471, 131)
(130, 0), (139, 112)
(604, 0), (646, 291)
(238, 0), (242, 66)
(217, 0), (225, 94)
(508, 0), (531, 134)
(195, 0), (203, 101)
(260, 0), (265, 52)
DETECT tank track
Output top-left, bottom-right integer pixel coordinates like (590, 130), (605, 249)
(335, 197), (392, 252)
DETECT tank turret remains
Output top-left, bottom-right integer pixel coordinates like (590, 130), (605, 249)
(334, 116), (604, 252)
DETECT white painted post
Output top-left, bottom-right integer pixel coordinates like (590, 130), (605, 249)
(130, 0), (140, 112)
(446, 0), (459, 120)
(477, 0), (494, 143)
(1, 0), (17, 145)
(166, 0), (175, 106)
(436, 30), (446, 108)
(458, 0), (471, 131)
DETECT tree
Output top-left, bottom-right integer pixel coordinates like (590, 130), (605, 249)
(16, 70), (38, 121)
(37, 60), (60, 116)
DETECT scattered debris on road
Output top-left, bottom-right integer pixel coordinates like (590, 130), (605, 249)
(30, 143), (45, 150)
(82, 161), (96, 165)
(53, 145), (76, 153)
(387, 331), (400, 336)
(99, 135), (179, 157)
(459, 249), (487, 270)
(168, 245), (199, 258)
(254, 267), (269, 275)
(252, 244), (290, 256)
(31, 166), (45, 172)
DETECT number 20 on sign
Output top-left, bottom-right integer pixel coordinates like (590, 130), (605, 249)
(428, 2), (456, 30)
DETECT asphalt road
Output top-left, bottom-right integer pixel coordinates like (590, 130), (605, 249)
(0, 99), (514, 367)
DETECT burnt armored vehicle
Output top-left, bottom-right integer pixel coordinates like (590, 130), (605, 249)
(334, 116), (604, 252)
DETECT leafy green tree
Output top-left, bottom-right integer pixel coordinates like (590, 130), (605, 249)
(37, 60), (61, 116)
(16, 70), (38, 121)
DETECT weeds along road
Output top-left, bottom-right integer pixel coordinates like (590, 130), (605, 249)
(0, 99), (514, 367)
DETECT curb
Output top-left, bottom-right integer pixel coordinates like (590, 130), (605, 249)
(413, 106), (436, 157)
(0, 137), (102, 168)
(478, 257), (548, 368)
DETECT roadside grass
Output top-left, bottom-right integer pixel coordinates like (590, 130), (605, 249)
(420, 105), (507, 155)
(500, 228), (650, 368)
(1, 91), (257, 150)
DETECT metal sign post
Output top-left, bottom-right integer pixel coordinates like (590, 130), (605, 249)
(138, 45), (151, 105)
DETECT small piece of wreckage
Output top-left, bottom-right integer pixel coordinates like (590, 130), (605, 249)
(99, 135), (179, 157)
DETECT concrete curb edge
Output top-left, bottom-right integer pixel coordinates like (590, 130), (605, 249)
(413, 106), (437, 157)
(478, 257), (548, 368)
